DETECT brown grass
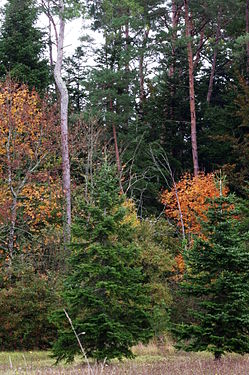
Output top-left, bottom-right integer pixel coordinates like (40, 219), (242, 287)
(1, 347), (249, 375)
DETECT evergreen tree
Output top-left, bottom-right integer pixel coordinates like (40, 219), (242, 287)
(175, 195), (249, 360)
(0, 0), (50, 92)
(85, 0), (174, 214)
(51, 163), (153, 362)
(64, 46), (90, 112)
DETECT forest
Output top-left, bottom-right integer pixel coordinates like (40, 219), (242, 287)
(0, 0), (249, 374)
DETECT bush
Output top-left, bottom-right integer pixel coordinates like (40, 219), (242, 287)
(0, 265), (59, 350)
(135, 219), (177, 336)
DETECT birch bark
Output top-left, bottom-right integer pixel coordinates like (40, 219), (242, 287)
(54, 0), (71, 242)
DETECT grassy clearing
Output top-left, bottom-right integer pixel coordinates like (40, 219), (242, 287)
(0, 346), (249, 375)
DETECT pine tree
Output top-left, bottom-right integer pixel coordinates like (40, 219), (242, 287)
(0, 0), (50, 92)
(175, 195), (249, 360)
(51, 163), (153, 362)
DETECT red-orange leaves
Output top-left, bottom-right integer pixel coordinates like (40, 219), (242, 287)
(161, 172), (229, 235)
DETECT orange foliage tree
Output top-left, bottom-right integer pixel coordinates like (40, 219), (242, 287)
(0, 80), (62, 267)
(161, 172), (229, 236)
(161, 172), (229, 274)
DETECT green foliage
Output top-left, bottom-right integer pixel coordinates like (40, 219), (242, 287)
(64, 46), (90, 112)
(223, 76), (249, 197)
(174, 195), (249, 359)
(0, 0), (50, 92)
(135, 219), (177, 336)
(0, 264), (59, 350)
(51, 163), (153, 362)
(0, 0), (248, 356)
(63, 1), (85, 19)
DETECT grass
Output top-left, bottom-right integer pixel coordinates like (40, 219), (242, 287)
(1, 345), (249, 375)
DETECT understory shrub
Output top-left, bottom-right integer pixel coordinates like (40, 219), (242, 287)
(0, 265), (59, 350)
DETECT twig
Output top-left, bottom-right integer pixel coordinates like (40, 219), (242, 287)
(63, 309), (93, 375)
(150, 146), (186, 244)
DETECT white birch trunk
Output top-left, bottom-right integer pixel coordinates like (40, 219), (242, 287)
(54, 0), (71, 242)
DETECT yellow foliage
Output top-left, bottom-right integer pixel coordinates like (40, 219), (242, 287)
(20, 178), (62, 231)
(122, 198), (140, 228)
(0, 80), (57, 175)
(0, 80), (61, 261)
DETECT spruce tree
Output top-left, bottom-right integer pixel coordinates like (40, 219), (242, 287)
(175, 195), (249, 360)
(51, 163), (153, 362)
(0, 0), (50, 92)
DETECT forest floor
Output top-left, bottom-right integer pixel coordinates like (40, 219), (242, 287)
(1, 343), (249, 375)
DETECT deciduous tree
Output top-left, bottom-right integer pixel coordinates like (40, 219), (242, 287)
(161, 172), (228, 236)
(0, 80), (60, 267)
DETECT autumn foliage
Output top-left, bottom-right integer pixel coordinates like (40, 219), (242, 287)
(161, 172), (229, 235)
(0, 80), (61, 264)
(161, 172), (229, 275)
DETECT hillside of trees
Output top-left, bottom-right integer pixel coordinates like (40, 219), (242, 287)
(0, 0), (248, 362)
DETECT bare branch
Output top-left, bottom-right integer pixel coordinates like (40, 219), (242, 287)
(40, 0), (59, 47)
(149, 146), (186, 242)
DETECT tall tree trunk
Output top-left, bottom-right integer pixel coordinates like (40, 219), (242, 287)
(48, 0), (53, 69)
(169, 1), (181, 119)
(110, 99), (122, 190)
(8, 197), (17, 266)
(7, 155), (16, 268)
(6, 115), (16, 269)
(207, 13), (221, 103)
(246, 0), (249, 79)
(139, 27), (149, 109)
(169, 0), (178, 79)
(139, 53), (145, 105)
(125, 17), (130, 75)
(54, 0), (71, 242)
(193, 29), (205, 70)
(124, 14), (130, 129)
(184, 0), (199, 176)
(112, 122), (121, 176)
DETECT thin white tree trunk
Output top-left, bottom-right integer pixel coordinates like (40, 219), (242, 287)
(54, 0), (71, 242)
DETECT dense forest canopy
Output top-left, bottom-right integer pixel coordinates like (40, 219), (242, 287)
(0, 0), (248, 362)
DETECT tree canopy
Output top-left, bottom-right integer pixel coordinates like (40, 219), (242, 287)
(0, 0), (248, 362)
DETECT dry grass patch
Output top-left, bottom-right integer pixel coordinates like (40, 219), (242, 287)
(1, 348), (249, 375)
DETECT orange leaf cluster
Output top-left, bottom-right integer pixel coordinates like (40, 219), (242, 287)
(0, 81), (58, 180)
(161, 172), (229, 235)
